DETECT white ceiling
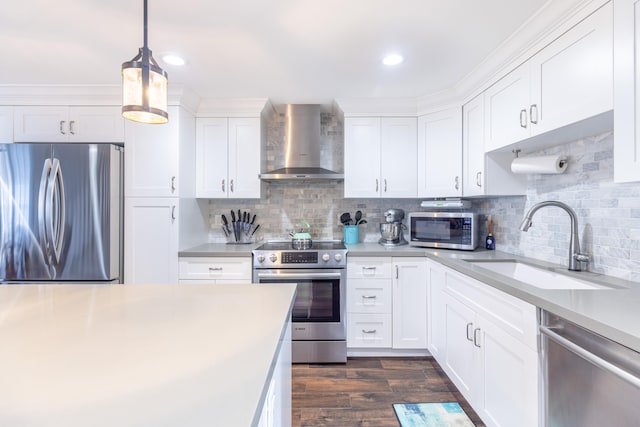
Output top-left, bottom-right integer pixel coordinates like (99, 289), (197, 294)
(1, 0), (549, 105)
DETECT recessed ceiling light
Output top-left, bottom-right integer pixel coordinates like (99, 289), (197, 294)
(161, 54), (186, 66)
(382, 54), (404, 66)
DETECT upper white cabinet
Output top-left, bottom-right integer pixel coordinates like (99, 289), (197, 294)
(463, 94), (526, 197)
(344, 117), (417, 198)
(614, 0), (640, 182)
(485, 2), (613, 151)
(0, 106), (12, 143)
(417, 107), (462, 198)
(195, 117), (261, 198)
(13, 106), (124, 143)
(125, 106), (195, 198)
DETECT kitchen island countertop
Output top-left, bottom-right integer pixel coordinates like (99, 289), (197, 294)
(0, 283), (296, 427)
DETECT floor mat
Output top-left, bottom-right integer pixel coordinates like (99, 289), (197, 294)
(393, 402), (475, 427)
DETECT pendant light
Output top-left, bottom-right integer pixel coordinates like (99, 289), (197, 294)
(121, 0), (168, 124)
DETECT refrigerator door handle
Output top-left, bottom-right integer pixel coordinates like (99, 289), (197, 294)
(38, 158), (53, 265)
(46, 158), (66, 263)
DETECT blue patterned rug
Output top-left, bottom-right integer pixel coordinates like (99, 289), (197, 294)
(393, 402), (475, 427)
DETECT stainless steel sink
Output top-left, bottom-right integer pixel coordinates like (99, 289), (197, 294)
(466, 260), (616, 290)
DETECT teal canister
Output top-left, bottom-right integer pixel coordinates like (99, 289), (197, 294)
(343, 225), (359, 244)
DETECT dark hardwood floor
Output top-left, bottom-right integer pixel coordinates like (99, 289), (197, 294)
(292, 357), (485, 427)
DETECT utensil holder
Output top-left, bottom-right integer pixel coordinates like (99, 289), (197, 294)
(343, 225), (359, 244)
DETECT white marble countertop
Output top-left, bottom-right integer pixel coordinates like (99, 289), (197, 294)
(0, 283), (296, 427)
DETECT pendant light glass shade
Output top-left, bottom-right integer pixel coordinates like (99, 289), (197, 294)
(121, 0), (168, 124)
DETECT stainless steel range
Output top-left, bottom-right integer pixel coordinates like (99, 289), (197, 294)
(252, 241), (348, 363)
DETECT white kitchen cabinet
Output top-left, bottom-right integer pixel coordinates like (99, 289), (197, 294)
(13, 106), (124, 143)
(484, 2), (613, 151)
(441, 267), (539, 427)
(195, 117), (261, 198)
(346, 257), (393, 348)
(614, 0), (640, 182)
(346, 257), (427, 352)
(0, 106), (13, 143)
(125, 198), (179, 284)
(257, 320), (291, 427)
(426, 260), (446, 360)
(463, 94), (526, 197)
(417, 107), (462, 197)
(178, 256), (252, 284)
(125, 105), (195, 198)
(392, 258), (427, 349)
(344, 117), (417, 198)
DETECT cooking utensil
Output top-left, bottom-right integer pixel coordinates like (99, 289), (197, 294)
(250, 214), (256, 225)
(249, 224), (260, 237)
(340, 212), (352, 225)
(355, 210), (362, 224)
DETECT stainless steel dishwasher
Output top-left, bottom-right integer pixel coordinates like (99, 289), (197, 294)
(540, 310), (640, 426)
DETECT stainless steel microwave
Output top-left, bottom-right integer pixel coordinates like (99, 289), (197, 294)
(408, 212), (478, 250)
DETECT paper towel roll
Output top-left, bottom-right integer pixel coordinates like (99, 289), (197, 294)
(510, 155), (568, 174)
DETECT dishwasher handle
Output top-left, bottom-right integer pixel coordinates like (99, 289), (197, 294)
(540, 325), (640, 389)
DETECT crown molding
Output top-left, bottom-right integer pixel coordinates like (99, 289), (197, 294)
(334, 97), (418, 117)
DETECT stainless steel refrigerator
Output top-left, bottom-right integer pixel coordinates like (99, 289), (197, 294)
(0, 143), (123, 283)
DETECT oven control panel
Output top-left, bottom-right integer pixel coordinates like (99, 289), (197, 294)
(282, 251), (318, 264)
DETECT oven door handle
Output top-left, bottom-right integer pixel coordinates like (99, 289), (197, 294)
(256, 272), (342, 280)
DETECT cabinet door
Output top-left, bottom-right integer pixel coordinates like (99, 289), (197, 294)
(13, 106), (69, 142)
(228, 117), (261, 198)
(344, 117), (381, 197)
(443, 292), (477, 401)
(463, 94), (486, 196)
(614, 0), (640, 182)
(476, 315), (539, 427)
(178, 257), (252, 282)
(196, 118), (228, 198)
(68, 106), (125, 142)
(417, 108), (462, 197)
(484, 64), (531, 151)
(0, 106), (12, 143)
(125, 106), (179, 197)
(380, 117), (417, 198)
(124, 198), (179, 284)
(531, 3), (613, 136)
(347, 278), (392, 314)
(392, 259), (427, 349)
(427, 261), (446, 360)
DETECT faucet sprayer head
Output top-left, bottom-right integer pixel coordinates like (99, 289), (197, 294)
(519, 217), (533, 232)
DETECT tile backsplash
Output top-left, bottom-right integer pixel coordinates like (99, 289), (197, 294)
(207, 110), (640, 282)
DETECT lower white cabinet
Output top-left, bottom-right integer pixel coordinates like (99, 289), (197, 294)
(392, 258), (428, 349)
(437, 266), (539, 427)
(346, 257), (427, 352)
(124, 198), (179, 284)
(178, 257), (252, 284)
(426, 260), (446, 360)
(257, 320), (292, 427)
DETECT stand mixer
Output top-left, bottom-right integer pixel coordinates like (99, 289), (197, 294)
(379, 208), (408, 246)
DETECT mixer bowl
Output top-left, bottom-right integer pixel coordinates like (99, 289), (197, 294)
(380, 223), (402, 241)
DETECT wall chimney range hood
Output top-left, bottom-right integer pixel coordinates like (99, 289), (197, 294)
(260, 104), (344, 181)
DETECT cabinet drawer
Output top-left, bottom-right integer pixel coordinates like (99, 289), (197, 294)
(444, 268), (538, 350)
(347, 278), (392, 313)
(178, 257), (252, 281)
(347, 257), (392, 279)
(347, 313), (392, 348)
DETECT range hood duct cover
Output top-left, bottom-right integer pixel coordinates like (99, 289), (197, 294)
(260, 104), (344, 181)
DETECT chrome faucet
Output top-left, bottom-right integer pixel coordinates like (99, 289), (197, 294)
(519, 201), (590, 271)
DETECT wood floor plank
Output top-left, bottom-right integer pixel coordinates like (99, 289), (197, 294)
(291, 357), (486, 427)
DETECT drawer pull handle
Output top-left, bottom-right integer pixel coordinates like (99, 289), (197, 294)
(362, 267), (377, 271)
(362, 329), (377, 334)
(466, 323), (474, 341)
(362, 295), (377, 299)
(473, 328), (481, 348)
(209, 267), (223, 272)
